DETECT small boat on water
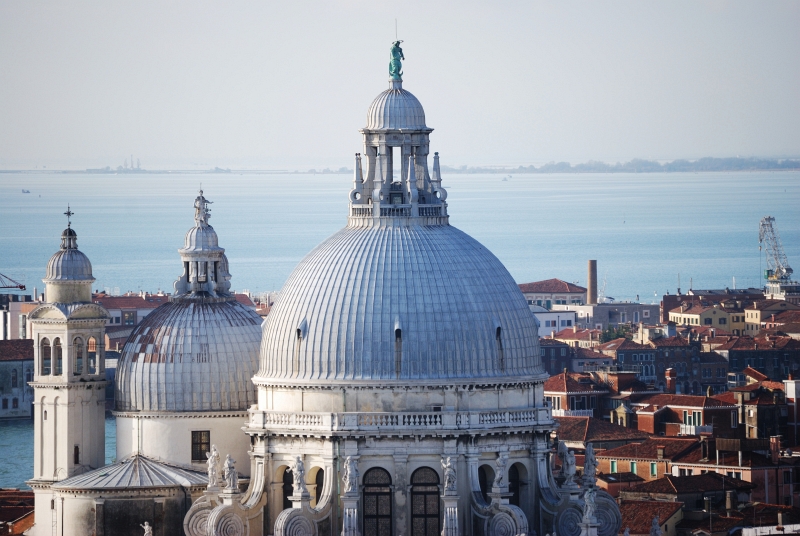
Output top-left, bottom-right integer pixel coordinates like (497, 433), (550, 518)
(22, 189), (30, 193)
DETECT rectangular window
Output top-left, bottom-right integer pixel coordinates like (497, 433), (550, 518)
(561, 348), (566, 356)
(1, 399), (7, 410)
(611, 460), (618, 473)
(123, 311), (137, 326)
(191, 431), (210, 462)
(731, 411), (738, 428)
(719, 318), (727, 325)
(785, 472), (792, 484)
(630, 461), (637, 474)
(114, 316), (121, 324)
(12, 398), (18, 409)
(650, 462), (657, 477)
(704, 318), (713, 325)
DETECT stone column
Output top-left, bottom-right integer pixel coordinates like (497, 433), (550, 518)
(393, 454), (409, 536)
(94, 498), (105, 536)
(341, 493), (360, 536)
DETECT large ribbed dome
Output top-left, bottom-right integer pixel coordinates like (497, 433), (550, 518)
(115, 299), (262, 412)
(366, 82), (427, 130)
(44, 227), (94, 282)
(257, 225), (542, 383)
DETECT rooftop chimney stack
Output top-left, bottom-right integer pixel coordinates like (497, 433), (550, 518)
(588, 260), (598, 305)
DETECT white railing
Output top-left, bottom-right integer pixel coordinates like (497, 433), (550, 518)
(679, 424), (713, 435)
(551, 409), (594, 417)
(248, 408), (552, 433)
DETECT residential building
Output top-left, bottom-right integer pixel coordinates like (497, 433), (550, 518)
(553, 302), (660, 330)
(0, 488), (35, 535)
(597, 338), (657, 384)
(518, 278), (587, 310)
(530, 304), (577, 338)
(595, 472), (644, 498)
(660, 288), (764, 324)
(669, 436), (800, 506)
(744, 300), (800, 335)
(616, 392), (738, 437)
(618, 473), (754, 508)
(539, 338), (571, 375)
(544, 371), (608, 418)
(551, 326), (602, 348)
(0, 339), (34, 419)
(713, 374), (787, 440)
(596, 437), (698, 481)
(618, 500), (683, 536)
(554, 416), (651, 451)
(715, 335), (800, 379)
(669, 303), (742, 334)
(0, 294), (35, 341)
(571, 347), (614, 373)
(92, 292), (170, 327)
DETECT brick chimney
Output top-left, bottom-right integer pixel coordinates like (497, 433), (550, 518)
(665, 368), (677, 394)
(770, 436), (781, 463)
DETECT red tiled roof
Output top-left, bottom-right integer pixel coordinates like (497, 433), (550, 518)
(628, 393), (735, 409)
(0, 339), (33, 361)
(743, 366), (769, 381)
(597, 438), (697, 461)
(552, 328), (602, 341)
(619, 500), (683, 535)
(540, 338), (569, 346)
(92, 294), (170, 309)
(716, 335), (800, 352)
(689, 325), (732, 337)
(648, 336), (690, 348)
(518, 278), (587, 294)
(597, 338), (649, 352)
(769, 311), (800, 324)
(669, 303), (716, 315)
(574, 347), (608, 359)
(554, 417), (651, 443)
(746, 299), (800, 312)
(544, 372), (608, 393)
(233, 293), (256, 307)
(596, 472), (644, 484)
(697, 352), (728, 364)
(626, 473), (753, 495)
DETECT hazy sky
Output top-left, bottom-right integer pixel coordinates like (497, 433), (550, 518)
(1, 1), (798, 169)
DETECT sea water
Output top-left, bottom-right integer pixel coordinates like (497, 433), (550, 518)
(0, 170), (798, 488)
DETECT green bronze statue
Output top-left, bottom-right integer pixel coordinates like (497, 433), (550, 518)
(389, 40), (404, 80)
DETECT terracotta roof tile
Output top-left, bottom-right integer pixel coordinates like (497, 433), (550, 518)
(0, 339), (33, 361)
(554, 417), (651, 443)
(597, 338), (649, 352)
(92, 294), (170, 309)
(597, 438), (698, 461)
(628, 393), (735, 409)
(518, 278), (587, 294)
(619, 500), (683, 535)
(597, 472), (644, 484)
(552, 328), (603, 342)
(544, 372), (608, 394)
(649, 336), (690, 348)
(626, 473), (754, 495)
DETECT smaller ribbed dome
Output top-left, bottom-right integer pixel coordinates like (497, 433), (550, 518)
(182, 225), (220, 252)
(44, 227), (94, 282)
(366, 81), (427, 130)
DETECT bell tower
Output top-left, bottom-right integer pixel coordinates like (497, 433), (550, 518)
(27, 209), (109, 535)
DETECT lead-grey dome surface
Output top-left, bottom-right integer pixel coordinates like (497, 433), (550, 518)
(257, 224), (542, 383)
(366, 85), (427, 130)
(115, 300), (262, 412)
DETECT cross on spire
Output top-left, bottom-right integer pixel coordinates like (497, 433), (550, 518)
(64, 205), (74, 228)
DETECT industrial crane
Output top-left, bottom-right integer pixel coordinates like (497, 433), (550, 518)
(759, 216), (794, 281)
(0, 272), (26, 290)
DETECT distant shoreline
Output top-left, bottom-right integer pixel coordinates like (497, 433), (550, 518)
(1, 157), (798, 175)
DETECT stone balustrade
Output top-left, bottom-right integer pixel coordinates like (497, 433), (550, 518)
(247, 407), (551, 434)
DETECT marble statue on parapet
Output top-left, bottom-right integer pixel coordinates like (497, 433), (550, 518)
(650, 517), (662, 536)
(389, 40), (404, 80)
(442, 456), (457, 492)
(583, 442), (598, 485)
(291, 456), (308, 496)
(582, 488), (596, 523)
(140, 521), (153, 536)
(563, 449), (577, 481)
(493, 453), (508, 487)
(342, 456), (359, 494)
(223, 454), (238, 491)
(206, 444), (220, 488)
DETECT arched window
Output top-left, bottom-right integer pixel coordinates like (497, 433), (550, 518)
(73, 445), (80, 465)
(496, 326), (505, 371)
(282, 467), (293, 509)
(11, 369), (18, 388)
(509, 463), (521, 506)
(363, 468), (392, 536)
(394, 328), (402, 378)
(53, 338), (63, 375)
(87, 337), (97, 374)
(478, 465), (495, 504)
(73, 337), (83, 375)
(315, 468), (324, 505)
(41, 338), (51, 375)
(410, 467), (440, 536)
